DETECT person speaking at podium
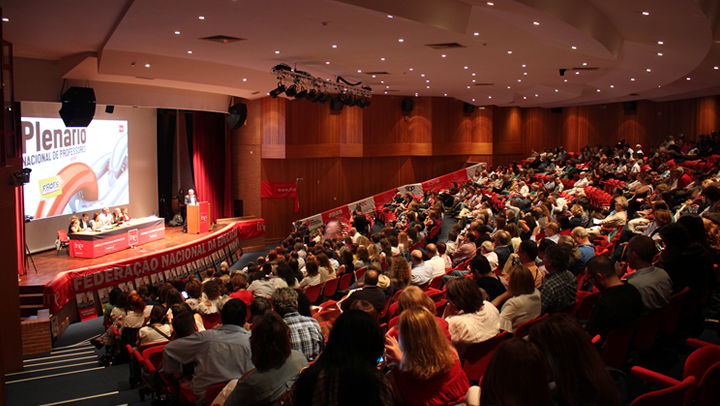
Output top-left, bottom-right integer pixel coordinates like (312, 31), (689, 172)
(185, 189), (198, 206)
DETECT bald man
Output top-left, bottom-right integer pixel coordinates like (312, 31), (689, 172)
(410, 250), (434, 286)
(425, 244), (446, 277)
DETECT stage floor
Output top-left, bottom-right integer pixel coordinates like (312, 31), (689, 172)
(20, 223), (232, 287)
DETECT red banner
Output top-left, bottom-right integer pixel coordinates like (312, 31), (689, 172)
(421, 177), (446, 193)
(374, 189), (398, 208)
(261, 181), (299, 212)
(43, 220), (265, 314)
(446, 169), (470, 184)
(321, 205), (350, 224)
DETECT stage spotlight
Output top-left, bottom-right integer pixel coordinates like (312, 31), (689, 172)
(359, 99), (371, 108)
(319, 92), (332, 104)
(342, 95), (353, 106)
(295, 87), (308, 100)
(306, 89), (318, 101)
(285, 84), (298, 98)
(269, 83), (285, 98)
(559, 69), (567, 77)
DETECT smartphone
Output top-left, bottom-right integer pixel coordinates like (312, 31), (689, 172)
(181, 290), (189, 299)
(377, 355), (385, 364)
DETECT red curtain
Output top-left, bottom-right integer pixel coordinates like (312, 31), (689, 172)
(192, 112), (232, 222)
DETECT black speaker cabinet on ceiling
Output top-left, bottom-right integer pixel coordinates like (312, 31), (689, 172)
(227, 103), (248, 130)
(402, 99), (414, 112)
(59, 87), (96, 127)
(463, 103), (474, 114)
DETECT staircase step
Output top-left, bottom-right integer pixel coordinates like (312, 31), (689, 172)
(20, 293), (44, 306)
(20, 304), (45, 318)
(19, 285), (44, 295)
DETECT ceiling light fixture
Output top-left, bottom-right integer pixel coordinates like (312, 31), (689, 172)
(464, 66), (469, 69)
(387, 15), (393, 18)
(198, 16), (205, 20)
(555, 89), (558, 92)
(175, 31), (180, 34)
(145, 63), (150, 68)
(522, 64), (526, 68)
(243, 78), (247, 82)
(421, 74), (425, 77)
(715, 66), (719, 70)
(472, 99), (476, 102)
(610, 85), (614, 88)
(187, 50), (192, 54)
(275, 51), (280, 54)
(332, 45), (337, 48)
(571, 46), (577, 50)
(658, 52), (663, 56)
(381, 58), (385, 61)
(687, 77), (691, 80)
(642, 11), (650, 16)
(631, 78), (635, 81)
(474, 32), (479, 36)
(1, 18), (8, 22)
(533, 21), (539, 25)
(507, 50), (512, 54)
(582, 62), (587, 66)
(575, 71), (579, 75)
(399, 39), (404, 42)
(409, 68), (413, 71)
(507, 86), (511, 89)
(518, 79), (521, 82)
(597, 89), (600, 92)
(489, 96), (492, 99)
(487, 2), (494, 6)
(357, 70), (362, 73)
(658, 40), (664, 45)
(326, 61), (330, 64)
(441, 54), (447, 58)
(646, 68), (651, 72)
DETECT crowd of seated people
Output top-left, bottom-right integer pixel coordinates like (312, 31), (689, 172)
(96, 132), (720, 405)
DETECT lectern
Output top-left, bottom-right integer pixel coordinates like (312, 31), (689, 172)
(187, 201), (210, 234)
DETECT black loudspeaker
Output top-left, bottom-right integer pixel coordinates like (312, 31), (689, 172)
(233, 200), (243, 217)
(59, 87), (96, 127)
(463, 103), (474, 114)
(551, 107), (563, 114)
(227, 103), (248, 130)
(105, 105), (114, 114)
(623, 101), (637, 111)
(401, 99), (414, 112)
(330, 98), (344, 111)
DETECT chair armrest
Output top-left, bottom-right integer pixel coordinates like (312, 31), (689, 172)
(686, 338), (713, 349)
(630, 366), (680, 388)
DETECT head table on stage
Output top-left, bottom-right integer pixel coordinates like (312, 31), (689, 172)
(68, 217), (165, 258)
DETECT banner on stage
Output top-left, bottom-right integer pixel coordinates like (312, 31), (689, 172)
(373, 189), (398, 208)
(466, 163), (486, 180)
(321, 205), (350, 224)
(349, 197), (376, 213)
(261, 181), (299, 212)
(398, 183), (423, 198)
(43, 219), (265, 314)
(76, 291), (97, 322)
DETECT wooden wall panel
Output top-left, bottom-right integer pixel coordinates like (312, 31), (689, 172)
(363, 96), (409, 145)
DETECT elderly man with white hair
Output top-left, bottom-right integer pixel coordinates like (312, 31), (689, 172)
(571, 227), (595, 268)
(565, 171), (589, 196)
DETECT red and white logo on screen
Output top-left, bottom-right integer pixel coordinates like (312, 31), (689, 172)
(119, 125), (124, 132)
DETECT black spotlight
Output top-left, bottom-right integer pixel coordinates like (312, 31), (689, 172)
(342, 95), (353, 106)
(559, 69), (567, 77)
(269, 83), (285, 98)
(311, 91), (324, 103)
(295, 87), (308, 100)
(306, 89), (317, 101)
(359, 99), (370, 108)
(285, 84), (298, 98)
(321, 93), (333, 103)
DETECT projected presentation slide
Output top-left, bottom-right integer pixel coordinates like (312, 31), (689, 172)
(21, 117), (129, 220)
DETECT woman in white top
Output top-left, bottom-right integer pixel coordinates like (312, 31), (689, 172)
(315, 253), (337, 284)
(493, 265), (542, 334)
(299, 262), (323, 289)
(442, 276), (500, 356)
(138, 304), (172, 346)
(197, 280), (224, 314)
(119, 293), (152, 335)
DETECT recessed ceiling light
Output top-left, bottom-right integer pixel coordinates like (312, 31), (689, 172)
(472, 99), (476, 102)
(372, 75), (376, 78)
(631, 78), (635, 81)
(326, 61), (330, 64)
(464, 66), (469, 69)
(610, 85), (614, 88)
(518, 79), (522, 82)
(687, 77), (691, 80)
(357, 70), (362, 73)
(332, 45), (337, 48)
(1, 18), (8, 22)
(421, 74), (425, 77)
(386, 86), (390, 88)
(467, 86), (471, 89)
(381, 81), (384, 84)
(533, 21), (539, 26)
(441, 54), (447, 58)
(507, 86), (511, 89)
(555, 89), (558, 92)
(582, 62), (587, 66)
(444, 93), (448, 96)
(243, 78), (247, 82)
(472, 80), (476, 82)
(596, 89), (600, 92)
(657, 52), (663, 56)
(145, 63), (151, 68)
(415, 93), (418, 96)
(380, 57), (385, 61)
(275, 51), (280, 54)
(426, 80), (430, 83)
(642, 11), (650, 16)
(427, 86), (430, 89)
(658, 40), (664, 45)
(385, 92), (388, 94)
(175, 31), (180, 35)
(399, 39), (404, 42)
(198, 16), (205, 20)
(472, 73), (476, 76)
(564, 79), (568, 82)
(523, 72), (527, 75)
(474, 32), (479, 36)
(571, 46), (577, 50)
(387, 15), (393, 18)
(489, 96), (492, 99)
(715, 66), (719, 70)
(522, 64), (526, 68)
(646, 68), (651, 72)
(507, 50), (512, 54)
(487, 2), (494, 6)
(535, 94), (539, 97)
(409, 68), (413, 71)
(575, 71), (579, 75)
(523, 96), (527, 99)
(187, 50), (193, 54)
(658, 85), (661, 88)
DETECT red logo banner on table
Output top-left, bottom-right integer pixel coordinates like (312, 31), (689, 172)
(261, 181), (299, 212)
(43, 220), (265, 314)
(374, 189), (398, 208)
(321, 205), (350, 224)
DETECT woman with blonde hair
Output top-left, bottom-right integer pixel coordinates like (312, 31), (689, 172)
(385, 307), (470, 406)
(492, 265), (541, 333)
(398, 232), (411, 254)
(389, 256), (411, 290)
(367, 244), (382, 264)
(314, 253), (336, 283)
(387, 286), (451, 341)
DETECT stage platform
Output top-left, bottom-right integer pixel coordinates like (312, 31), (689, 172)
(20, 223), (246, 288)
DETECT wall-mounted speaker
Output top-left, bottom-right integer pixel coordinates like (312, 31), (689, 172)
(227, 102), (248, 130)
(401, 99), (414, 112)
(59, 87), (96, 127)
(463, 103), (474, 114)
(105, 105), (115, 114)
(623, 101), (637, 111)
(551, 107), (563, 114)
(330, 98), (344, 111)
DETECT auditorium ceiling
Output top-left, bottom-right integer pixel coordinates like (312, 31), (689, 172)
(4, 0), (720, 108)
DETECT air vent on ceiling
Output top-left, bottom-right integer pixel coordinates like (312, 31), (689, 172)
(135, 76), (154, 80)
(572, 67), (599, 71)
(365, 71), (390, 75)
(475, 83), (494, 86)
(629, 93), (639, 96)
(251, 91), (261, 95)
(199, 35), (246, 44)
(424, 42), (466, 50)
(384, 89), (400, 92)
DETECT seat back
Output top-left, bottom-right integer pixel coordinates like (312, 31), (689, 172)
(304, 284), (323, 304)
(630, 376), (695, 406)
(57, 229), (69, 242)
(463, 331), (509, 381)
(201, 313), (222, 330)
(695, 361), (720, 406)
(660, 286), (690, 334)
(338, 272), (353, 291)
(313, 308), (341, 324)
(323, 277), (340, 298)
(205, 382), (229, 406)
(393, 288), (405, 303)
(573, 291), (601, 321)
(426, 288), (445, 303)
(430, 274), (444, 290)
(378, 295), (392, 319)
(355, 267), (367, 281)
(513, 314), (548, 338)
(633, 309), (663, 351)
(601, 324), (637, 369)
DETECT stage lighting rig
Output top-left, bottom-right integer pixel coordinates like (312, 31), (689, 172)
(270, 65), (372, 107)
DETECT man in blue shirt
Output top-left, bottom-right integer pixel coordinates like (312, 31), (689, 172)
(161, 299), (253, 402)
(410, 250), (434, 286)
(572, 227), (595, 269)
(272, 288), (325, 361)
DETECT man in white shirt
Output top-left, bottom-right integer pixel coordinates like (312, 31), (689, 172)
(425, 244), (446, 277)
(445, 231), (459, 256)
(480, 240), (499, 273)
(565, 172), (589, 196)
(410, 250), (434, 286)
(348, 228), (362, 244)
(98, 207), (113, 227)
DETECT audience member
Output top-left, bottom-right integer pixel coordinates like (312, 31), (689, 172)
(538, 243), (577, 314)
(443, 276), (500, 355)
(272, 288), (325, 362)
